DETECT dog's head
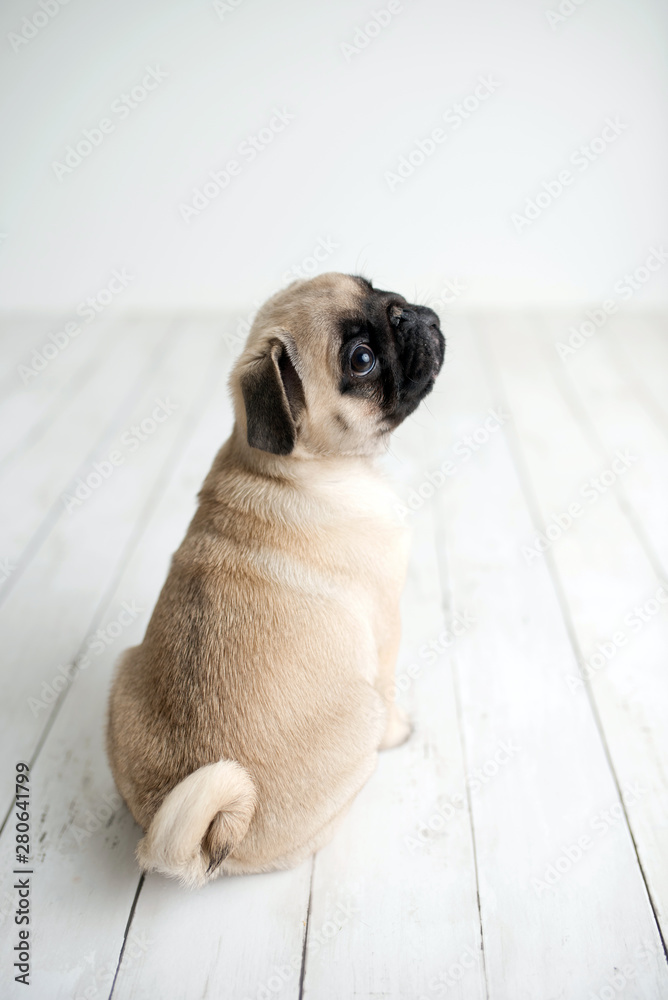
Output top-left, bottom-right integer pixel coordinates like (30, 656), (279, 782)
(231, 272), (445, 458)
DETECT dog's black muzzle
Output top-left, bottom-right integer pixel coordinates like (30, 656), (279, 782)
(386, 303), (445, 424)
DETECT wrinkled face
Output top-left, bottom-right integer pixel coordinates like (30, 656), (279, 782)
(233, 272), (445, 458)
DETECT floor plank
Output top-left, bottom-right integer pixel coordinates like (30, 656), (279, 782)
(550, 313), (668, 578)
(0, 318), (171, 579)
(608, 313), (668, 434)
(485, 312), (668, 942)
(111, 863), (312, 1000)
(0, 314), (71, 386)
(1, 310), (667, 999)
(0, 324), (234, 1000)
(301, 503), (486, 1000)
(0, 313), (119, 470)
(0, 319), (226, 820)
(434, 314), (668, 998)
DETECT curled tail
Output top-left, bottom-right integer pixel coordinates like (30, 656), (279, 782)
(136, 760), (256, 888)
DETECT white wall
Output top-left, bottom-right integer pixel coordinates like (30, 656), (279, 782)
(0, 0), (667, 310)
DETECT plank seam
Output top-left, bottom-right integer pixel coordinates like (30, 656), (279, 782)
(431, 500), (491, 1000)
(107, 874), (145, 1000)
(298, 857), (315, 1000)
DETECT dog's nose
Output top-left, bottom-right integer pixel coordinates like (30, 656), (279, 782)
(390, 303), (445, 380)
(414, 305), (441, 332)
(416, 306), (445, 369)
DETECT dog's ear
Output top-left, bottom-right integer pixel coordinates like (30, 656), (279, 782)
(240, 338), (306, 455)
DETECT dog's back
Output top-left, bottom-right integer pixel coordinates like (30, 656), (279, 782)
(107, 440), (397, 884)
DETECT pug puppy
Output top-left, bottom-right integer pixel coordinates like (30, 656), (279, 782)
(107, 272), (444, 887)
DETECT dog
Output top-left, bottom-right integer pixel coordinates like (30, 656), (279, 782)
(107, 272), (444, 887)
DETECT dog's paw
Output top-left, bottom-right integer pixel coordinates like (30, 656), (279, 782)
(379, 705), (411, 750)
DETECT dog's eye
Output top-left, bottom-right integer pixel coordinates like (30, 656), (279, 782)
(350, 344), (376, 376)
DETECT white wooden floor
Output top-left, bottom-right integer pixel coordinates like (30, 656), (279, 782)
(1, 309), (668, 1000)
